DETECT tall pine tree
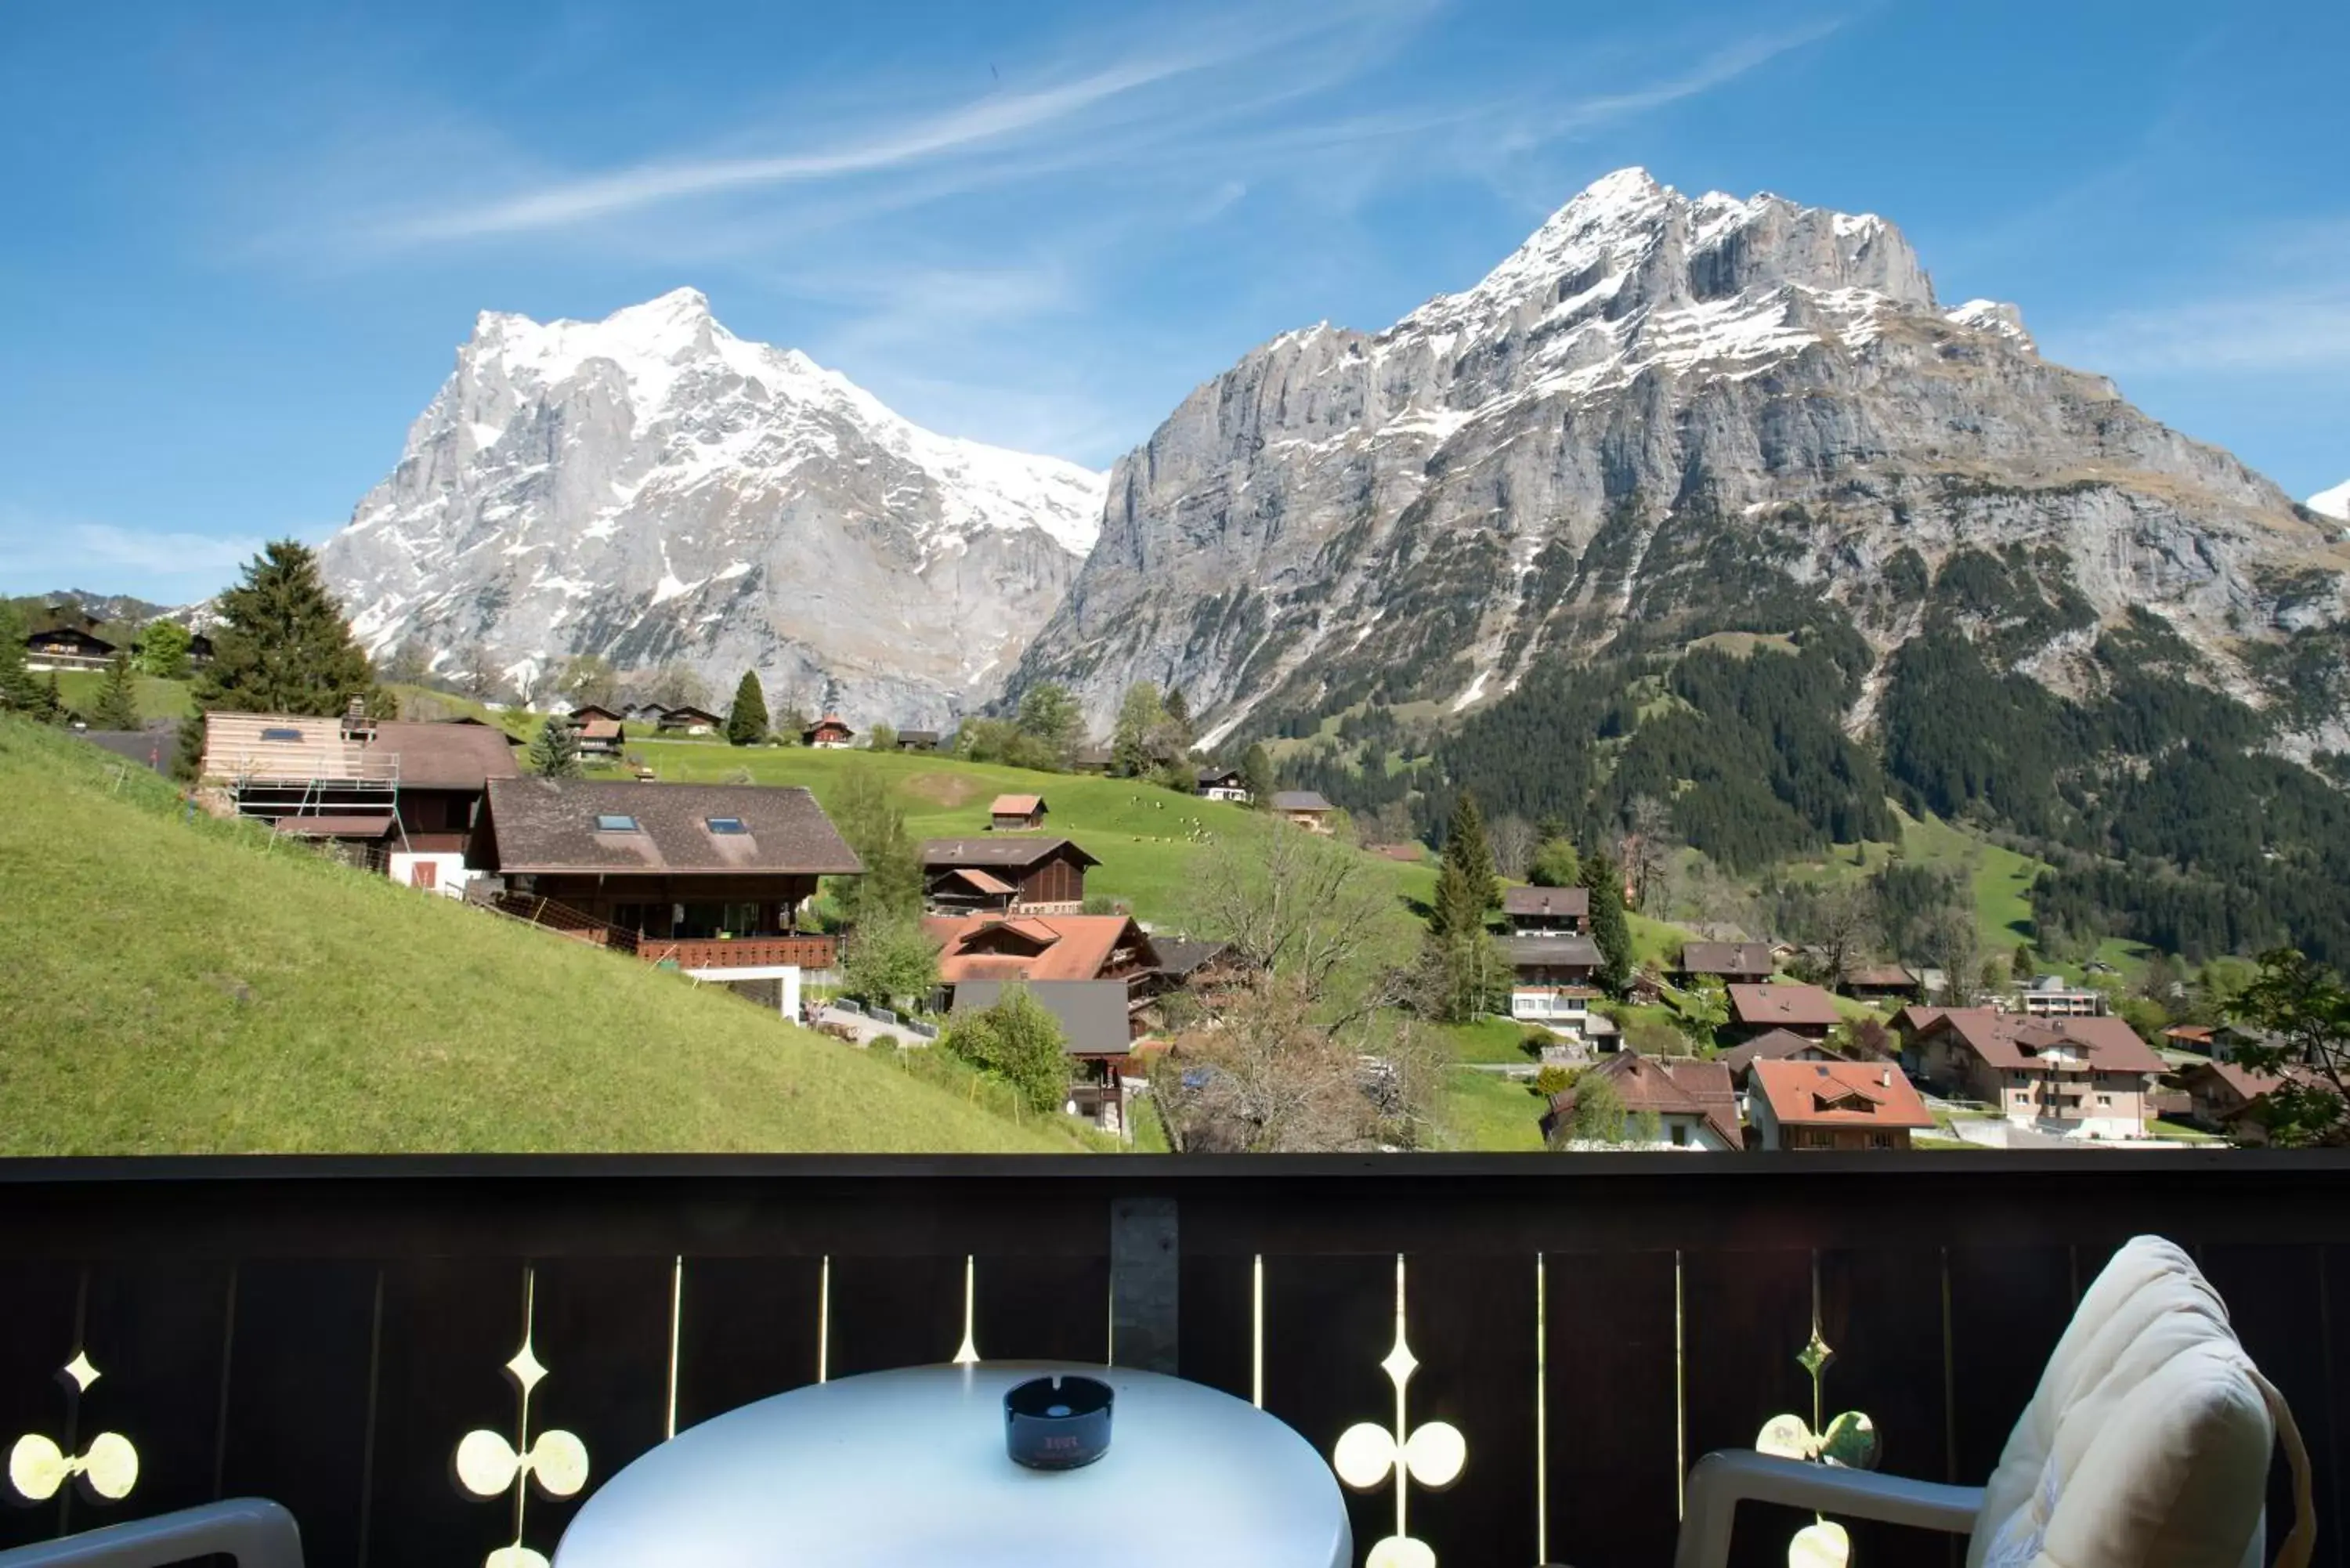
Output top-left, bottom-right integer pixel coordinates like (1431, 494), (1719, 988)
(1580, 850), (1634, 995)
(528, 715), (583, 779)
(92, 651), (141, 730)
(727, 670), (769, 746)
(194, 540), (384, 717)
(1441, 791), (1499, 916)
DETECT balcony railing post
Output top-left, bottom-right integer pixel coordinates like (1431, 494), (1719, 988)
(1110, 1196), (1178, 1374)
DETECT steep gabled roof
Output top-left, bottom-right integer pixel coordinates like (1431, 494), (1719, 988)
(1505, 886), (1589, 919)
(925, 914), (1158, 985)
(989, 793), (1046, 816)
(1270, 790), (1332, 812)
(1920, 1009), (2164, 1075)
(1752, 1060), (1935, 1130)
(921, 836), (1100, 871)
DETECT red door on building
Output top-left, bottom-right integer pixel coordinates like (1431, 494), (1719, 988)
(413, 862), (438, 891)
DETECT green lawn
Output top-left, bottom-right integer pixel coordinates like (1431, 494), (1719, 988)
(52, 670), (193, 721)
(1432, 1015), (1545, 1064)
(0, 716), (1083, 1154)
(609, 740), (1437, 930)
(1437, 1068), (1548, 1151)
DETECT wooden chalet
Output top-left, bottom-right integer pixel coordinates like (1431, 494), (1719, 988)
(921, 836), (1097, 916)
(1679, 941), (1776, 985)
(803, 714), (855, 749)
(568, 705), (624, 725)
(201, 709), (519, 895)
(23, 626), (117, 670)
(468, 779), (862, 948)
(894, 730), (942, 753)
(2174, 1060), (2330, 1144)
(1269, 789), (1334, 834)
(1841, 963), (1918, 1003)
(950, 977), (1144, 1133)
(656, 706), (723, 735)
(1724, 982), (1842, 1042)
(570, 715), (626, 760)
(1541, 1054), (1739, 1151)
(1714, 1028), (1845, 1088)
(988, 793), (1048, 830)
(1504, 886), (1589, 936)
(1195, 767), (1250, 803)
(1506, 934), (1602, 1031)
(924, 916), (1162, 1015)
(1748, 1060), (1936, 1151)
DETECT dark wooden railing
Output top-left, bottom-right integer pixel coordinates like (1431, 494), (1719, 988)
(2, 1154), (2346, 1568)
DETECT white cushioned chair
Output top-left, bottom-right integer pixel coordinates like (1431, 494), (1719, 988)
(0, 1499), (302, 1568)
(1673, 1236), (2312, 1568)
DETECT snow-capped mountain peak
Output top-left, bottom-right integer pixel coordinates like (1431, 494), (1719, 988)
(323, 291), (1108, 724)
(2308, 479), (2350, 522)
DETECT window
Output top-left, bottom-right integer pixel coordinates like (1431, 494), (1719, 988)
(2096, 1093), (2112, 1106)
(705, 817), (748, 835)
(595, 814), (640, 833)
(260, 726), (304, 742)
(1669, 1124), (1687, 1147)
(1867, 1132), (1895, 1150)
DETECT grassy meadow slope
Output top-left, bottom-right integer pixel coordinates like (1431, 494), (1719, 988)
(0, 717), (1079, 1154)
(611, 738), (1440, 925)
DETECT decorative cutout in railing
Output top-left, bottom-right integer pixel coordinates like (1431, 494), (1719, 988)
(1332, 1257), (1467, 1568)
(1755, 1256), (1881, 1568)
(5, 1350), (138, 1507)
(453, 1269), (590, 1568)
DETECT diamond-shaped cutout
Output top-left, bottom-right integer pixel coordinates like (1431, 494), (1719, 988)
(61, 1352), (100, 1393)
(505, 1338), (548, 1395)
(1380, 1334), (1419, 1390)
(1796, 1327), (1834, 1379)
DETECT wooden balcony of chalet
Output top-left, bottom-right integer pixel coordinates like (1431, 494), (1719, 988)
(638, 933), (838, 970)
(2, 1153), (2345, 1568)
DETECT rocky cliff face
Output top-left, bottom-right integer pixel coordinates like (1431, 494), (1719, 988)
(1010, 168), (2345, 746)
(322, 289), (1106, 726)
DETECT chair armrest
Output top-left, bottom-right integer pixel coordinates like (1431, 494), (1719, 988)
(1672, 1451), (1983, 1568)
(0, 1498), (302, 1568)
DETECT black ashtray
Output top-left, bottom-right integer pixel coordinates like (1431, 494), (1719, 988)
(1003, 1374), (1115, 1470)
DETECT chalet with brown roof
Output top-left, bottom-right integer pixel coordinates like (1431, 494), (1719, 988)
(1725, 982), (1842, 1042)
(470, 778), (859, 946)
(1679, 941), (1775, 985)
(1504, 886), (1589, 936)
(1716, 1028), (1845, 1087)
(568, 705), (624, 724)
(1540, 1054), (1740, 1151)
(1841, 964), (1918, 1003)
(1913, 1009), (2164, 1140)
(894, 729), (942, 752)
(1270, 790), (1335, 834)
(657, 706), (723, 735)
(803, 714), (855, 749)
(2164, 1024), (2217, 1056)
(924, 916), (1162, 1037)
(1506, 934), (1602, 1031)
(201, 711), (520, 896)
(989, 793), (1048, 830)
(2174, 1060), (2330, 1143)
(569, 715), (626, 760)
(920, 837), (1098, 916)
(1748, 1060), (1936, 1151)
(1194, 766), (1251, 804)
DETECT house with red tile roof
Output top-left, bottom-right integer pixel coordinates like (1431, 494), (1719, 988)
(924, 914), (1163, 1031)
(1539, 1054), (1740, 1151)
(1725, 982), (1842, 1041)
(1912, 1009), (2165, 1140)
(1748, 1060), (1936, 1150)
(2173, 1060), (2334, 1144)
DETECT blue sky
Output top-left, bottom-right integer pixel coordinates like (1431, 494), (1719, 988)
(3, 0), (2345, 604)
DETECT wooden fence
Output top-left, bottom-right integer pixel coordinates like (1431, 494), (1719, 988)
(2, 1153), (2345, 1568)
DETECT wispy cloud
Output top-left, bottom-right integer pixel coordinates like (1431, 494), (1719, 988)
(1539, 16), (1849, 139)
(0, 513), (332, 604)
(2059, 284), (2350, 374)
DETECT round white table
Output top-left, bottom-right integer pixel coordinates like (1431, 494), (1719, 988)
(553, 1363), (1352, 1568)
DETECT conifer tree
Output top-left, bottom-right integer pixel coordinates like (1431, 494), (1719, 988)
(528, 715), (583, 779)
(1441, 791), (1499, 916)
(1242, 742), (1276, 807)
(726, 670), (769, 746)
(1580, 850), (1634, 995)
(92, 651), (141, 730)
(40, 671), (65, 724)
(0, 601), (44, 714)
(194, 540), (384, 717)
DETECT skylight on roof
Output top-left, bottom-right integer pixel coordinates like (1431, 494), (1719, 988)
(704, 816), (748, 835)
(260, 726), (304, 742)
(595, 814), (640, 833)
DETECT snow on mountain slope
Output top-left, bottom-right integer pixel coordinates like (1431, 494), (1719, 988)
(2310, 479), (2350, 522)
(1010, 168), (2337, 745)
(322, 288), (1106, 724)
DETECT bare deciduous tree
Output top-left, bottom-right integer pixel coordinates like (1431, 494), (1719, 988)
(1184, 820), (1409, 1021)
(1622, 795), (1676, 912)
(1488, 814), (1538, 881)
(1151, 975), (1375, 1152)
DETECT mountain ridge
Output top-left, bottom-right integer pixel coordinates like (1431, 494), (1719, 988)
(320, 288), (1107, 726)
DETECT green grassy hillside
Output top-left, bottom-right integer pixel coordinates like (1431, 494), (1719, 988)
(52, 669), (193, 721)
(611, 739), (1440, 924)
(0, 717), (1080, 1154)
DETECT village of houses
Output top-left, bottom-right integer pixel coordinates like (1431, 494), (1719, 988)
(24, 608), (2312, 1155)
